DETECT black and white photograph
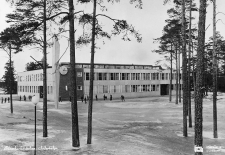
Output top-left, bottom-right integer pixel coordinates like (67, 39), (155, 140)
(0, 0), (225, 155)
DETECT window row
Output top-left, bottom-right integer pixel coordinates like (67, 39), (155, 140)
(84, 84), (160, 95)
(18, 73), (43, 82)
(84, 72), (181, 81)
(18, 85), (53, 94)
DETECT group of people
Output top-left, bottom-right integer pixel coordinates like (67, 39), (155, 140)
(19, 95), (29, 101)
(2, 95), (35, 102)
(1, 97), (10, 103)
(80, 94), (125, 103)
(103, 94), (113, 101)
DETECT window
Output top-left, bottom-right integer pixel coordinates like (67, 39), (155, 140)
(120, 73), (130, 80)
(97, 73), (103, 80)
(103, 73), (107, 80)
(143, 85), (146, 91)
(115, 73), (119, 80)
(110, 73), (114, 80)
(156, 73), (159, 80)
(131, 85), (138, 92)
(152, 73), (156, 80)
(146, 73), (150, 80)
(109, 73), (119, 80)
(77, 72), (82, 77)
(122, 73), (125, 80)
(85, 72), (90, 80)
(40, 73), (43, 81)
(151, 85), (156, 91)
(165, 73), (168, 80)
(77, 85), (82, 90)
(136, 73), (140, 80)
(142, 73), (146, 80)
(131, 73), (136, 80)
(125, 73), (130, 80)
(161, 73), (165, 80)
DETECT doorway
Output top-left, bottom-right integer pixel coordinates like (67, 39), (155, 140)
(160, 84), (169, 95)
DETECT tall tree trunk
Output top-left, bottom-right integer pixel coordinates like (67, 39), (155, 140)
(176, 44), (178, 104)
(87, 0), (97, 144)
(192, 42), (196, 97)
(212, 0), (218, 138)
(188, 0), (192, 128)
(43, 0), (48, 138)
(69, 0), (80, 147)
(195, 0), (206, 154)
(169, 43), (172, 102)
(9, 44), (13, 114)
(182, 0), (187, 137)
(178, 45), (181, 103)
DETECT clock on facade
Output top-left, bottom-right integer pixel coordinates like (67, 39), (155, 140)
(59, 66), (68, 75)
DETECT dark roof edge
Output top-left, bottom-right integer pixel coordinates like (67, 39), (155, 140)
(59, 62), (163, 69)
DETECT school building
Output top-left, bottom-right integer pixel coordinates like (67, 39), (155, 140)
(17, 63), (181, 99)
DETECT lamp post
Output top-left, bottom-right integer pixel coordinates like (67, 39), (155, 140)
(32, 95), (39, 155)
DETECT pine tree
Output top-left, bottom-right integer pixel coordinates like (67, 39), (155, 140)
(212, 0), (218, 138)
(68, 0), (80, 147)
(195, 0), (206, 154)
(2, 61), (17, 94)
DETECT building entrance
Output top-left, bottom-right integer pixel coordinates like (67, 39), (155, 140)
(160, 84), (169, 95)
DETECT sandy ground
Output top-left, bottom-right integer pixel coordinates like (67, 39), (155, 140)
(0, 93), (225, 155)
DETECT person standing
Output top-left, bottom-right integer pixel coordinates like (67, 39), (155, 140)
(1, 97), (3, 104)
(5, 98), (7, 103)
(19, 95), (21, 101)
(24, 95), (26, 101)
(8, 97), (9, 103)
(81, 95), (84, 102)
(95, 95), (98, 101)
(110, 95), (112, 101)
(121, 95), (125, 102)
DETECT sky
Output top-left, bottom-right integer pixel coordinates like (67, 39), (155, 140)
(1, 0), (225, 79)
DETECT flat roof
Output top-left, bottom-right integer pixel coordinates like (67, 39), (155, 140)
(59, 62), (163, 70)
